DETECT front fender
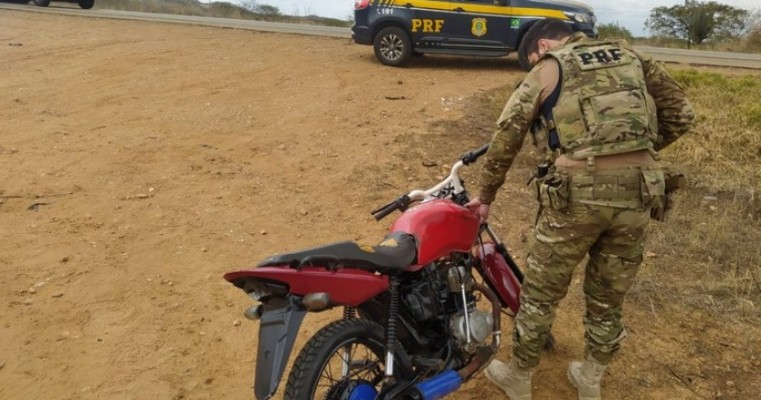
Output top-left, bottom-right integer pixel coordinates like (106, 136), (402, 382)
(254, 303), (306, 400)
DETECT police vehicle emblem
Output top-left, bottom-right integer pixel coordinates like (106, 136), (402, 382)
(471, 18), (487, 37)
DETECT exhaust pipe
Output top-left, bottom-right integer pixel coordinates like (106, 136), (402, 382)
(403, 370), (462, 400)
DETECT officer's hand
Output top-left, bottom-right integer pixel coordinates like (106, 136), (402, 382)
(465, 198), (490, 223)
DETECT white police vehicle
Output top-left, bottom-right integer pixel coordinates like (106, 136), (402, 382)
(352, 0), (597, 68)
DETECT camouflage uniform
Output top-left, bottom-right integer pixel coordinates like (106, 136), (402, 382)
(478, 33), (694, 369)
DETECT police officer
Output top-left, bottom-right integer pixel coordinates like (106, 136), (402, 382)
(465, 19), (695, 400)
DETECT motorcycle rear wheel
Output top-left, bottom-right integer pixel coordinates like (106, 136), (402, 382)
(283, 318), (398, 400)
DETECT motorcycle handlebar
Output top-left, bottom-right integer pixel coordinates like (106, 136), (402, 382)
(371, 195), (410, 221)
(460, 144), (490, 165)
(371, 202), (397, 221)
(372, 144), (488, 221)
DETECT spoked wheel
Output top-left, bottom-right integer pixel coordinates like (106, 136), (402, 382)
(283, 319), (397, 400)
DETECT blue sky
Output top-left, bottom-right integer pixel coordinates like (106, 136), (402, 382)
(223, 0), (760, 36)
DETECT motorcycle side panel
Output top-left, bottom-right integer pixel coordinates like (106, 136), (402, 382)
(255, 304), (306, 400)
(390, 199), (480, 267)
(224, 267), (390, 306)
(475, 242), (521, 314)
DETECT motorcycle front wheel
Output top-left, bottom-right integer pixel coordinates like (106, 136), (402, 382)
(283, 318), (398, 400)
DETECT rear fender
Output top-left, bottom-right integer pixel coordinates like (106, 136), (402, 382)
(255, 300), (306, 400)
(224, 266), (390, 306)
(224, 267), (390, 399)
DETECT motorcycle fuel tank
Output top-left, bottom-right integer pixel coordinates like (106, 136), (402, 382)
(390, 199), (480, 267)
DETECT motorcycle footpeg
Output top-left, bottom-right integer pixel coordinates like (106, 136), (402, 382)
(411, 356), (445, 371)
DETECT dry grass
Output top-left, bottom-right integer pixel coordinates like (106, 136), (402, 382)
(662, 69), (761, 192)
(633, 35), (761, 54)
(634, 68), (761, 322)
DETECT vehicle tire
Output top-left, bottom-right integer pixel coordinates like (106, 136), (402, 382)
(517, 48), (532, 71)
(517, 33), (533, 71)
(373, 26), (413, 67)
(78, 0), (94, 9)
(283, 319), (399, 400)
(33, 0), (50, 7)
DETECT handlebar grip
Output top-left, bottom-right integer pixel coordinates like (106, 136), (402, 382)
(460, 144), (490, 165)
(371, 195), (411, 221)
(372, 202), (398, 221)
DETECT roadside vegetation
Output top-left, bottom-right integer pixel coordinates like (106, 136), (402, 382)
(637, 69), (760, 316)
(599, 26), (761, 54)
(94, 0), (352, 27)
(599, 1), (761, 53)
(89, 0), (759, 52)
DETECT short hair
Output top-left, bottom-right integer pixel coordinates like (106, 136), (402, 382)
(518, 19), (573, 67)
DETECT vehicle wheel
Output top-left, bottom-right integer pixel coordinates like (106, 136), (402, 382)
(283, 319), (398, 400)
(33, 0), (50, 7)
(78, 0), (94, 9)
(517, 48), (532, 71)
(373, 27), (412, 67)
(517, 35), (533, 71)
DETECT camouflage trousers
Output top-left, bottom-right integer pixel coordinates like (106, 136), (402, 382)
(512, 184), (650, 369)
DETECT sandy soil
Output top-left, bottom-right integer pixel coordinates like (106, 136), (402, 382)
(1, 9), (758, 400)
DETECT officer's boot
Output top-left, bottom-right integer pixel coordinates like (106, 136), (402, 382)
(485, 358), (534, 400)
(567, 356), (607, 400)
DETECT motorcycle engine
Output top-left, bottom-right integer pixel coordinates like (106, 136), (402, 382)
(450, 309), (494, 346)
(400, 258), (496, 356)
(402, 265), (449, 324)
(444, 264), (495, 352)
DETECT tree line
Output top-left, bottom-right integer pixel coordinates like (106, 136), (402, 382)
(597, 1), (760, 50)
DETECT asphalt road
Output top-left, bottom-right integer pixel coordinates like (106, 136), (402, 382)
(2, 2), (760, 69)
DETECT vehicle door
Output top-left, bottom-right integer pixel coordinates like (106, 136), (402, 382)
(404, 0), (454, 46)
(447, 0), (514, 50)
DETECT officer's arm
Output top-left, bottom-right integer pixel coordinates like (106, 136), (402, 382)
(478, 69), (544, 203)
(630, 46), (696, 151)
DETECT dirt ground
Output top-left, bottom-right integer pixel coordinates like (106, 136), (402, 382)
(1, 9), (758, 400)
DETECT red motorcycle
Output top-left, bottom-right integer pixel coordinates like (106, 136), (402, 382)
(224, 146), (529, 400)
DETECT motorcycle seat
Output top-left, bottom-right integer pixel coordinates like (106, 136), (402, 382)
(257, 231), (417, 274)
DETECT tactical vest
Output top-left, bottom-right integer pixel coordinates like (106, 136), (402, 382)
(540, 39), (659, 160)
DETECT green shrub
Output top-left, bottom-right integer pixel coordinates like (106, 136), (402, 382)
(597, 22), (633, 40)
